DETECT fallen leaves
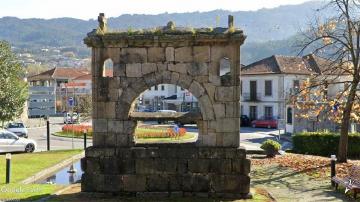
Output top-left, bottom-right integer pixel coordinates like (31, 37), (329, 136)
(251, 153), (360, 179)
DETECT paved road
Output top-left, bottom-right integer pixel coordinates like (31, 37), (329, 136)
(27, 119), (290, 152)
(240, 127), (292, 151)
(28, 118), (92, 152)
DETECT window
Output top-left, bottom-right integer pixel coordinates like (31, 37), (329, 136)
(287, 107), (293, 124)
(161, 85), (165, 91)
(264, 106), (273, 119)
(249, 106), (257, 120)
(241, 105), (244, 115)
(103, 58), (113, 77)
(154, 85), (158, 91)
(265, 80), (272, 96)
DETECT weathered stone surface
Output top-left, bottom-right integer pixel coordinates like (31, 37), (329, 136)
(168, 63), (188, 74)
(193, 46), (210, 62)
(156, 63), (167, 72)
(113, 63), (126, 76)
(215, 86), (235, 102)
(93, 119), (107, 132)
(141, 63), (157, 75)
(188, 63), (208, 76)
(175, 47), (192, 62)
(122, 175), (147, 192)
(148, 47), (165, 62)
(165, 47), (175, 61)
(201, 133), (217, 146)
(189, 81), (205, 98)
(178, 74), (193, 89)
(199, 95), (215, 120)
(170, 72), (180, 84)
(126, 63), (142, 77)
(213, 104), (225, 119)
(120, 48), (147, 63)
(108, 120), (123, 133)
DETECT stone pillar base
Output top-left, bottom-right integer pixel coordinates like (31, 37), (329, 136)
(81, 145), (251, 199)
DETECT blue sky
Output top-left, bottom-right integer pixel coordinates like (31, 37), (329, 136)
(0, 0), (316, 20)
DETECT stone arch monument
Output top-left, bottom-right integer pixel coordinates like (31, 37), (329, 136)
(81, 13), (251, 198)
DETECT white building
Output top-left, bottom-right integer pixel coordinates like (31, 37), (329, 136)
(240, 54), (347, 133)
(138, 84), (198, 112)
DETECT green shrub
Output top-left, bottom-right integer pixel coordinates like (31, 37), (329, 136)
(292, 132), (360, 157)
(261, 139), (281, 157)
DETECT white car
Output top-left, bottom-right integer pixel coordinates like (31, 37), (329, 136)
(5, 122), (28, 138)
(64, 112), (79, 124)
(0, 130), (36, 153)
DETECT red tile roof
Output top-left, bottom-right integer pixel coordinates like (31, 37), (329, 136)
(28, 67), (89, 81)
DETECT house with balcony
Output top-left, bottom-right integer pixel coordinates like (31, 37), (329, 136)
(240, 54), (347, 133)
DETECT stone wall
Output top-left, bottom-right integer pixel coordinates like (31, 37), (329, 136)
(82, 145), (251, 198)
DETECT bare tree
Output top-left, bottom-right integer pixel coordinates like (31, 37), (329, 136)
(299, 0), (360, 162)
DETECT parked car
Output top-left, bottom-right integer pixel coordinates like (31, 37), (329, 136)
(240, 115), (250, 127)
(0, 130), (37, 153)
(64, 112), (79, 124)
(157, 110), (177, 124)
(251, 118), (278, 129)
(5, 122), (28, 138)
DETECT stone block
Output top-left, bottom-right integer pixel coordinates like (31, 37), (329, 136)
(165, 47), (175, 61)
(120, 89), (138, 104)
(192, 174), (210, 192)
(104, 175), (123, 192)
(211, 175), (250, 194)
(188, 159), (210, 173)
(210, 46), (230, 62)
(198, 95), (215, 121)
(120, 48), (147, 63)
(85, 158), (101, 174)
(161, 70), (172, 83)
(105, 102), (116, 119)
(93, 119), (108, 133)
(209, 159), (232, 173)
(126, 63), (142, 77)
(204, 83), (215, 102)
(116, 134), (129, 146)
(115, 101), (131, 120)
(123, 120), (137, 134)
(223, 133), (240, 147)
(157, 63), (167, 72)
(113, 63), (126, 77)
(215, 118), (239, 133)
(168, 63), (188, 74)
(177, 159), (188, 174)
(118, 159), (135, 174)
(209, 74), (221, 86)
(170, 72), (180, 84)
(189, 81), (205, 98)
(181, 174), (193, 191)
(175, 47), (192, 62)
(195, 76), (209, 83)
(104, 133), (117, 147)
(225, 102), (239, 118)
(201, 133), (217, 146)
(122, 175), (147, 192)
(193, 46), (210, 62)
(146, 175), (169, 191)
(168, 175), (182, 191)
(142, 63), (157, 75)
(143, 72), (158, 87)
(178, 74), (193, 89)
(148, 47), (165, 62)
(107, 120), (122, 133)
(232, 159), (250, 175)
(136, 159), (155, 174)
(103, 157), (119, 174)
(213, 103), (225, 119)
(188, 63), (208, 76)
(216, 134), (223, 146)
(215, 86), (235, 102)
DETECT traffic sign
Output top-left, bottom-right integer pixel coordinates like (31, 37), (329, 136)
(68, 97), (74, 107)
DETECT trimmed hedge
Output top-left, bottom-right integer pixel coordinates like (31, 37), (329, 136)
(293, 132), (360, 157)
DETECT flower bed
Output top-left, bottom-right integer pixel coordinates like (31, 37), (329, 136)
(62, 124), (93, 137)
(135, 127), (187, 139)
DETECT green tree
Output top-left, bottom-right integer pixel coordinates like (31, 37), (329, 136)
(0, 41), (28, 125)
(74, 95), (92, 120)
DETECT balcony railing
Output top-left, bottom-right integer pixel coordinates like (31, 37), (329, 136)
(242, 93), (262, 102)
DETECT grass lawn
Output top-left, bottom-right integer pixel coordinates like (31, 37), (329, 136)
(0, 149), (83, 201)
